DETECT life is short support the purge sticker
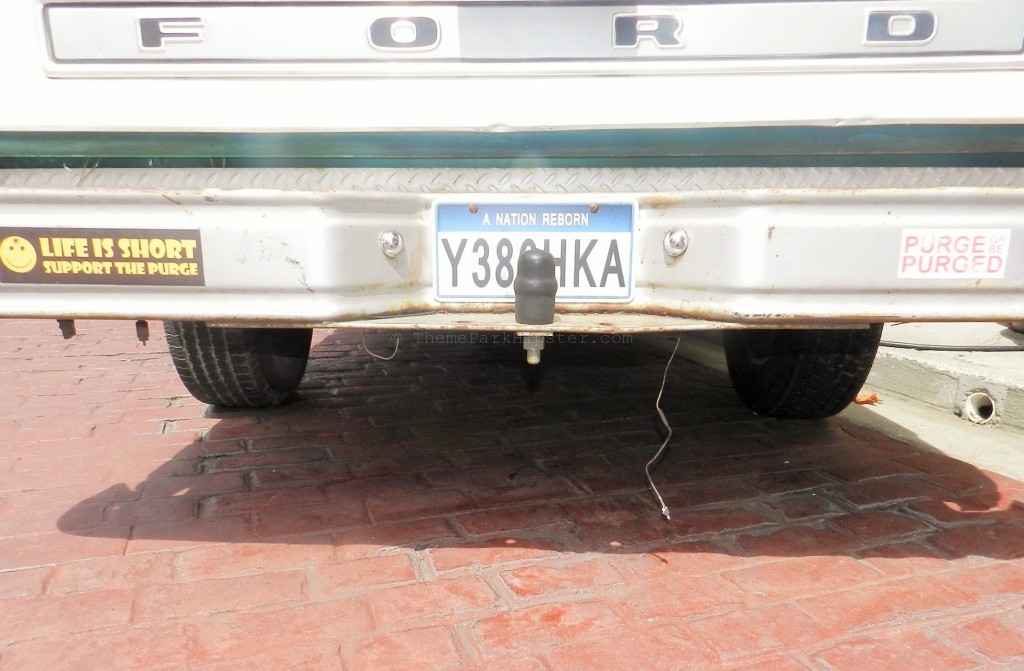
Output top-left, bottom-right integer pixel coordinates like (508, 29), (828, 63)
(0, 228), (204, 286)
(898, 229), (1011, 279)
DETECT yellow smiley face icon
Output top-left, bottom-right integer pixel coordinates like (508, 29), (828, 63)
(0, 235), (38, 274)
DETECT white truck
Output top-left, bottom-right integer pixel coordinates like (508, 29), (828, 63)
(1, 0), (1022, 417)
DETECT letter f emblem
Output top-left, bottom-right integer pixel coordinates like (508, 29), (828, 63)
(138, 17), (205, 51)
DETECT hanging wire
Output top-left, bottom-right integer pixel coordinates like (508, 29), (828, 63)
(880, 340), (1024, 352)
(362, 333), (401, 361)
(645, 336), (680, 521)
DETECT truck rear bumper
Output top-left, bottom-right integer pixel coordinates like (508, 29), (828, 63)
(1, 167), (1022, 331)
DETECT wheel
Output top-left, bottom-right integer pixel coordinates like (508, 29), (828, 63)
(723, 324), (883, 419)
(164, 321), (313, 407)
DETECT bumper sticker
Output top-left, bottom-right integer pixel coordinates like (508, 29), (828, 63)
(0, 228), (204, 286)
(897, 229), (1011, 279)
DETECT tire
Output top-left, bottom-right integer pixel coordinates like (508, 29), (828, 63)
(164, 321), (313, 408)
(723, 324), (883, 419)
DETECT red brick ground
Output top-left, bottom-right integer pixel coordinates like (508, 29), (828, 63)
(2, 319), (1024, 670)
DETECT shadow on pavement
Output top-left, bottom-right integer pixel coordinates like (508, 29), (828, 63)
(59, 330), (1024, 562)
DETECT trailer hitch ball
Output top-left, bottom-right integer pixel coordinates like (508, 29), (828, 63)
(514, 248), (557, 364)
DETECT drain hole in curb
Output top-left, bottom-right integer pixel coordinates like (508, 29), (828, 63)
(964, 392), (997, 425)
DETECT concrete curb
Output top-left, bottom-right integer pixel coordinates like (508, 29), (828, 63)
(869, 323), (1024, 436)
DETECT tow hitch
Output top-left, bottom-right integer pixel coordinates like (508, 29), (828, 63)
(514, 248), (557, 365)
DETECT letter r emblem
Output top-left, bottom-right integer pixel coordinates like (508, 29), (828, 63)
(612, 15), (682, 48)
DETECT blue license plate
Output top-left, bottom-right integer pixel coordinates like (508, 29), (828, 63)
(435, 200), (634, 302)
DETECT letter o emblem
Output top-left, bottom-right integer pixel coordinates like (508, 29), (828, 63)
(865, 11), (936, 43)
(368, 17), (440, 50)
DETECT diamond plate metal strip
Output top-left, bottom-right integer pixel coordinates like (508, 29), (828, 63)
(5, 167), (1024, 192)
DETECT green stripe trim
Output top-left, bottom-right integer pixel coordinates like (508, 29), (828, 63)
(2, 125), (1024, 167)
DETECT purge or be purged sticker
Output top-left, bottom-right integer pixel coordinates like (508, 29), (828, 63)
(898, 229), (1011, 279)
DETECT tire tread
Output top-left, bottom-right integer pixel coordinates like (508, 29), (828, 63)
(724, 325), (883, 419)
(164, 321), (309, 407)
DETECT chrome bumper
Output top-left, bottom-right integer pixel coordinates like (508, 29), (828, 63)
(1, 167), (1022, 331)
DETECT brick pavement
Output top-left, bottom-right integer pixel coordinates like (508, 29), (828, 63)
(1, 319), (1024, 670)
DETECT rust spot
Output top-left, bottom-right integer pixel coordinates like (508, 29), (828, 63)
(768, 225), (776, 241)
(643, 194), (684, 209)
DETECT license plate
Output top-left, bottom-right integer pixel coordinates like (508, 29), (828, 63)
(435, 201), (634, 302)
